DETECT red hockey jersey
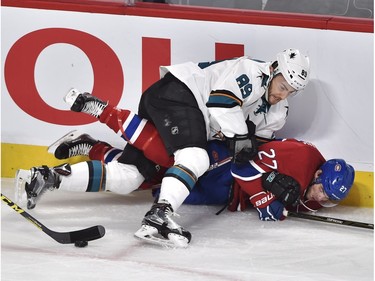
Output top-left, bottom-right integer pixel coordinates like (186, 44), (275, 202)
(231, 139), (326, 212)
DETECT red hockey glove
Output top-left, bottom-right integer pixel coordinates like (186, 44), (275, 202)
(250, 190), (285, 221)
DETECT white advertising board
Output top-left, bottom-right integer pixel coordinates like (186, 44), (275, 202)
(1, 7), (373, 171)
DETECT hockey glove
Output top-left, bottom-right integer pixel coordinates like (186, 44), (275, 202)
(226, 118), (258, 164)
(256, 200), (286, 221)
(249, 190), (285, 221)
(261, 171), (300, 207)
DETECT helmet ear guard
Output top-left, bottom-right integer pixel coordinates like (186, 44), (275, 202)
(273, 48), (310, 92)
(315, 159), (355, 201)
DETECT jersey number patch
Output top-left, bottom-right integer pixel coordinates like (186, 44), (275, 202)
(236, 74), (252, 99)
(258, 149), (278, 170)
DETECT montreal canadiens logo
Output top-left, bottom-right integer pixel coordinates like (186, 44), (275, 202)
(212, 150), (219, 162)
(335, 164), (342, 172)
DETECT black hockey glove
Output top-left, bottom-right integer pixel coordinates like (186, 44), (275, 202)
(261, 171), (300, 207)
(226, 118), (258, 164)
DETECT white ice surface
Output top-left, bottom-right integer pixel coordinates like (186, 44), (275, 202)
(1, 178), (374, 281)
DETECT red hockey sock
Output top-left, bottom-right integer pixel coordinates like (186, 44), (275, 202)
(89, 142), (113, 162)
(99, 105), (173, 167)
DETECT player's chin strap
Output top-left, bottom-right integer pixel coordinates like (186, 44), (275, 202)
(296, 198), (318, 213)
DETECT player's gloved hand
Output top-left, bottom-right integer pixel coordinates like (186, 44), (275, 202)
(226, 118), (258, 164)
(249, 189), (285, 221)
(261, 171), (300, 207)
(234, 144), (257, 164)
(256, 200), (286, 221)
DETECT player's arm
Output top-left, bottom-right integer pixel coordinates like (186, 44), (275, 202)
(207, 98), (258, 164)
(230, 177), (286, 221)
(230, 164), (300, 221)
(230, 159), (284, 221)
(261, 171), (300, 207)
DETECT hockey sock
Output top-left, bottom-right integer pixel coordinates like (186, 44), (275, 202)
(158, 176), (190, 211)
(157, 147), (210, 210)
(99, 105), (173, 167)
(89, 142), (122, 163)
(59, 161), (106, 192)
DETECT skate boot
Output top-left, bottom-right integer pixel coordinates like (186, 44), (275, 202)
(64, 88), (108, 118)
(48, 130), (99, 159)
(15, 164), (70, 209)
(134, 200), (192, 248)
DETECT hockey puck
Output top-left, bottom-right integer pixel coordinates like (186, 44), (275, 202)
(74, 240), (88, 248)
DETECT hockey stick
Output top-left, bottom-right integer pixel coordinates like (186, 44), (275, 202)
(286, 211), (374, 230)
(207, 156), (233, 171)
(1, 193), (106, 243)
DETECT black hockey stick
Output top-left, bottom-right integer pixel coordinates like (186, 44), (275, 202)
(1, 193), (106, 243)
(287, 211), (374, 230)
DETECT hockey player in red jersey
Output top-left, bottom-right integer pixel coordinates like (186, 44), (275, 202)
(228, 139), (355, 221)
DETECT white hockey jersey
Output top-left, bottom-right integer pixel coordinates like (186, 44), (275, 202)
(160, 57), (288, 140)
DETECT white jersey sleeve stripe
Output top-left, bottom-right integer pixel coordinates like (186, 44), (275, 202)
(231, 159), (266, 181)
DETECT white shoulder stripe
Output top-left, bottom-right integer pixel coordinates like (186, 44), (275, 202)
(231, 160), (266, 181)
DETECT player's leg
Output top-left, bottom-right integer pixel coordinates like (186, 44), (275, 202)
(135, 73), (209, 247)
(64, 89), (173, 167)
(17, 141), (164, 209)
(48, 130), (122, 163)
(16, 159), (145, 210)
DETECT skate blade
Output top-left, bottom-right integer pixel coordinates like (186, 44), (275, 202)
(134, 225), (189, 249)
(14, 169), (32, 205)
(47, 130), (81, 154)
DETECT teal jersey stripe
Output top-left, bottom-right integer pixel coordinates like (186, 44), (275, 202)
(207, 91), (242, 108)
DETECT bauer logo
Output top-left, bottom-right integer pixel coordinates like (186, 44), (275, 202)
(255, 193), (274, 207)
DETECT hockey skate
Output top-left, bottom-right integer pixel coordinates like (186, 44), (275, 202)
(64, 88), (107, 118)
(48, 130), (98, 159)
(15, 164), (69, 209)
(134, 200), (192, 248)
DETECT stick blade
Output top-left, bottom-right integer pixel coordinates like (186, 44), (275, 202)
(46, 225), (106, 244)
(69, 225), (106, 243)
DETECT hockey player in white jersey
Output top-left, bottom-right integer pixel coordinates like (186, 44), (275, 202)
(34, 48), (310, 247)
(133, 48), (310, 246)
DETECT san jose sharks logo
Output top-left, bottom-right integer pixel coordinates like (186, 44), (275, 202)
(254, 95), (271, 116)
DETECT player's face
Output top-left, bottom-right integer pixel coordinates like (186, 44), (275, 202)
(306, 183), (330, 202)
(268, 74), (296, 105)
(306, 170), (330, 202)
